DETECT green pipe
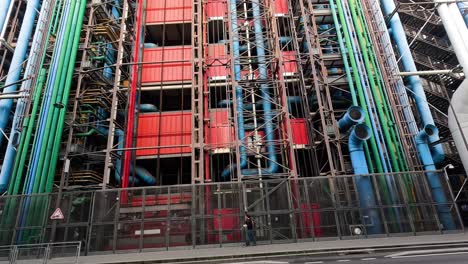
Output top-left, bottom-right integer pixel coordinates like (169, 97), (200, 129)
(32, 0), (79, 195)
(23, 0), (78, 236)
(329, 0), (375, 173)
(348, 0), (401, 173)
(44, 0), (87, 194)
(354, 1), (409, 173)
(333, 0), (384, 175)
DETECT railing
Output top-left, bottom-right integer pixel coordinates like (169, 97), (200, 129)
(0, 242), (81, 264)
(0, 172), (462, 255)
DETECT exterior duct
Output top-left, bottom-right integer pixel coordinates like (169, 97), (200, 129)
(348, 124), (382, 234)
(0, 0), (12, 37)
(415, 125), (456, 230)
(338, 106), (365, 133)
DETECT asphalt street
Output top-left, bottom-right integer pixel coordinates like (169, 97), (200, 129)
(227, 248), (468, 264)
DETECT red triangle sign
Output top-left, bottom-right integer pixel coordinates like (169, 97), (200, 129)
(50, 208), (64, 220)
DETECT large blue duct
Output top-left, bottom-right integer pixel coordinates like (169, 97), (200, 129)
(415, 125), (456, 230)
(0, 0), (52, 193)
(348, 124), (382, 234)
(379, 0), (444, 164)
(0, 0), (41, 147)
(338, 106), (365, 132)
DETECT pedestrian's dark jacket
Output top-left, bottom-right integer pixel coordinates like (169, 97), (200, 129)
(245, 217), (254, 230)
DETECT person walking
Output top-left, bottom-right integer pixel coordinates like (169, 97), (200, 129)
(244, 213), (256, 246)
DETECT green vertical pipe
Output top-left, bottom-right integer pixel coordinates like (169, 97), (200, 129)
(23, 0), (78, 238)
(37, 0), (83, 194)
(333, 0), (385, 174)
(353, 1), (409, 172)
(329, 0), (374, 173)
(44, 0), (87, 194)
(348, 0), (402, 174)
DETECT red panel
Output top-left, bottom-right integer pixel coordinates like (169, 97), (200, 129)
(146, 0), (192, 24)
(141, 46), (192, 84)
(300, 203), (323, 237)
(291, 118), (309, 145)
(206, 0), (227, 18)
(209, 109), (230, 126)
(136, 112), (192, 156)
(282, 51), (298, 73)
(206, 44), (230, 78)
(274, 0), (288, 15)
(213, 208), (241, 242)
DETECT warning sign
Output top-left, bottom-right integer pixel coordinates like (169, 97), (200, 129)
(50, 208), (64, 220)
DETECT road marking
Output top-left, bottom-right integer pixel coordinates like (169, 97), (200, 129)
(337, 260), (351, 262)
(305, 262), (324, 264)
(361, 258), (376, 260)
(389, 251), (468, 259)
(386, 247), (468, 258)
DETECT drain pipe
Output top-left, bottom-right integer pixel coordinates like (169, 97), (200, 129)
(348, 124), (382, 234)
(0, 0), (41, 147)
(415, 125), (456, 230)
(379, 0), (444, 164)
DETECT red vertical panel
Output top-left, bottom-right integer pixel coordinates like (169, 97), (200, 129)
(208, 109), (234, 147)
(136, 112), (192, 156)
(206, 0), (227, 18)
(291, 118), (309, 145)
(146, 0), (192, 24)
(273, 0), (288, 15)
(206, 44), (229, 78)
(141, 47), (192, 84)
(282, 51), (298, 74)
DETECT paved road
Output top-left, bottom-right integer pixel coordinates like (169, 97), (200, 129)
(228, 248), (468, 264)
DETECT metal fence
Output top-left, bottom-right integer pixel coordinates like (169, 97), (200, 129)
(0, 171), (463, 255)
(0, 242), (81, 264)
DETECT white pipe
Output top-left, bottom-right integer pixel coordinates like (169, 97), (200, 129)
(448, 79), (468, 176)
(448, 3), (468, 53)
(0, 0), (14, 48)
(398, 70), (454, 76)
(438, 4), (468, 75)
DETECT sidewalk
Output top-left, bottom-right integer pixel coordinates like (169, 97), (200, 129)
(77, 232), (468, 264)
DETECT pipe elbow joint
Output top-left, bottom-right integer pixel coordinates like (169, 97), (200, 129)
(348, 124), (371, 153)
(338, 106), (365, 133)
(415, 124), (438, 145)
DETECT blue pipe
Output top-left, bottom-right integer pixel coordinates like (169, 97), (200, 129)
(348, 124), (382, 234)
(380, 0), (444, 164)
(241, 0), (279, 176)
(0, 0), (51, 192)
(0, 0), (41, 147)
(415, 125), (456, 230)
(338, 106), (365, 132)
(139, 103), (159, 112)
(0, 0), (12, 35)
(457, 3), (468, 27)
(221, 0), (248, 179)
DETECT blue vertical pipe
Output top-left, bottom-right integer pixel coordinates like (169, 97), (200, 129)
(242, 0), (278, 175)
(348, 124), (382, 234)
(0, 0), (51, 192)
(221, 0), (248, 178)
(0, 0), (12, 35)
(379, 0), (444, 164)
(0, 0), (41, 147)
(457, 3), (468, 27)
(415, 125), (456, 230)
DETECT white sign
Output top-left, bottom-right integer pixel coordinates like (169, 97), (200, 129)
(50, 208), (64, 220)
